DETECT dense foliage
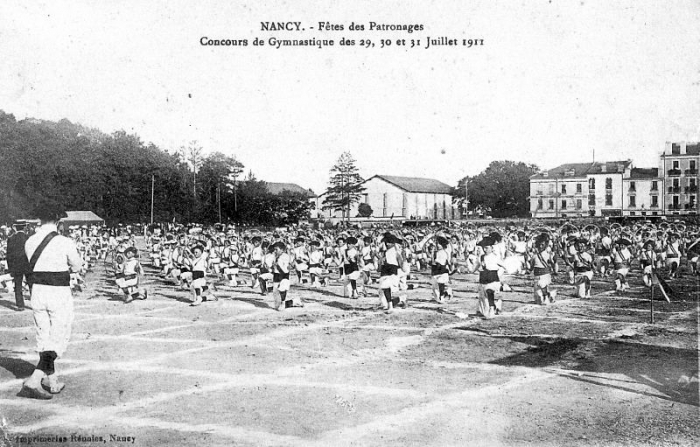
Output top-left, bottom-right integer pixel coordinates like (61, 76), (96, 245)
(0, 111), (311, 225)
(455, 161), (540, 218)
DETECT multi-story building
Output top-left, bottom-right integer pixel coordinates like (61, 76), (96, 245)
(660, 142), (700, 216)
(529, 161), (632, 218)
(622, 168), (664, 217)
(530, 141), (700, 218)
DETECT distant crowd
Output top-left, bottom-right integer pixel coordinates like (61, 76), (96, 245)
(3, 219), (696, 318)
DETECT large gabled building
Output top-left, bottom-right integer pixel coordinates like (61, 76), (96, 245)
(316, 174), (455, 220)
(265, 182), (316, 198)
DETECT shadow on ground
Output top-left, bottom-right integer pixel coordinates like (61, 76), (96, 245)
(489, 334), (699, 407)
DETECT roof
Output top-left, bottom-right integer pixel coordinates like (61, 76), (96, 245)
(369, 175), (453, 194)
(530, 161), (632, 179)
(265, 182), (316, 198)
(60, 211), (104, 222)
(664, 142), (700, 156)
(627, 168), (660, 179)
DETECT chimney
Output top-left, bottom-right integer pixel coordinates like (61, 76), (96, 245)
(665, 141), (672, 155)
(680, 142), (687, 155)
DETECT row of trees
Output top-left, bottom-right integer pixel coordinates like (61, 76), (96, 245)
(0, 110), (538, 225)
(0, 111), (312, 225)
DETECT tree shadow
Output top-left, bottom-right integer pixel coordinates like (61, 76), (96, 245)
(489, 335), (699, 407)
(0, 349), (35, 379)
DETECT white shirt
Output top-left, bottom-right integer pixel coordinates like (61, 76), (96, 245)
(25, 224), (82, 273)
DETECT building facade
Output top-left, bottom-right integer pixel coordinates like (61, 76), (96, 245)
(529, 161), (632, 218)
(660, 142), (700, 216)
(530, 142), (700, 218)
(622, 168), (664, 217)
(316, 175), (454, 220)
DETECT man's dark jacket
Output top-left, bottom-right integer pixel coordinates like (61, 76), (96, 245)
(6, 231), (30, 274)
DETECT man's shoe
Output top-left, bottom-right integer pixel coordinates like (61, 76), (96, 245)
(41, 378), (66, 394)
(18, 384), (53, 400)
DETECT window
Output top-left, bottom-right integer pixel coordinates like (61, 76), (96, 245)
(630, 212), (636, 216)
(537, 199), (543, 210)
(673, 160), (679, 170)
(576, 183), (582, 193)
(589, 178), (595, 190)
(651, 181), (658, 191)
(629, 181), (635, 191)
(674, 178), (680, 188)
(561, 184), (567, 194)
(691, 196), (697, 208)
(651, 196), (658, 207)
(605, 194), (613, 206)
(605, 178), (613, 190)
(548, 200), (554, 210)
(588, 194), (596, 205)
(548, 183), (555, 194)
(691, 160), (697, 170)
(576, 199), (582, 209)
(629, 196), (636, 207)
(561, 200), (567, 209)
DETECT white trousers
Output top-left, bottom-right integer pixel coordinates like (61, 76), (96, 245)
(31, 285), (74, 357)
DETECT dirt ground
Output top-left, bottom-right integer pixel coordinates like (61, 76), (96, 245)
(0, 241), (698, 447)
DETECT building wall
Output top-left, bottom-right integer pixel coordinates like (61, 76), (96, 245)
(586, 173), (624, 217)
(661, 143), (699, 215)
(530, 177), (588, 218)
(315, 177), (453, 220)
(622, 178), (664, 217)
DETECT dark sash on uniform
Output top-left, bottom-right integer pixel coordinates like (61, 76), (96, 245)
(479, 270), (500, 284)
(27, 232), (71, 287)
(273, 271), (289, 282)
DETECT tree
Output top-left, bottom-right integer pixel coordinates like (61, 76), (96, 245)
(197, 152), (244, 222)
(322, 152), (366, 220)
(180, 141), (203, 199)
(357, 203), (373, 217)
(454, 161), (539, 218)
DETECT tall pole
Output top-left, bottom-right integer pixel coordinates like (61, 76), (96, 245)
(465, 178), (469, 219)
(217, 182), (222, 223)
(150, 174), (155, 225)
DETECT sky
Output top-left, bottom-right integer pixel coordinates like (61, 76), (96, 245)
(1, 0), (699, 195)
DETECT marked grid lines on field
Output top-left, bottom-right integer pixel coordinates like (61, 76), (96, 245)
(0, 292), (554, 444)
(1, 263), (697, 446)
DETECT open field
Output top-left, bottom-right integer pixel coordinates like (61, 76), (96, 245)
(0, 246), (698, 446)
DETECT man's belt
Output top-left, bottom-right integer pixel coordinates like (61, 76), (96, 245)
(28, 271), (70, 286)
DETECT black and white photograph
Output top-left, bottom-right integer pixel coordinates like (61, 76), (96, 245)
(0, 1), (698, 445)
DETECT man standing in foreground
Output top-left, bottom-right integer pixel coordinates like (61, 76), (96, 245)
(18, 206), (82, 400)
(6, 222), (30, 310)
